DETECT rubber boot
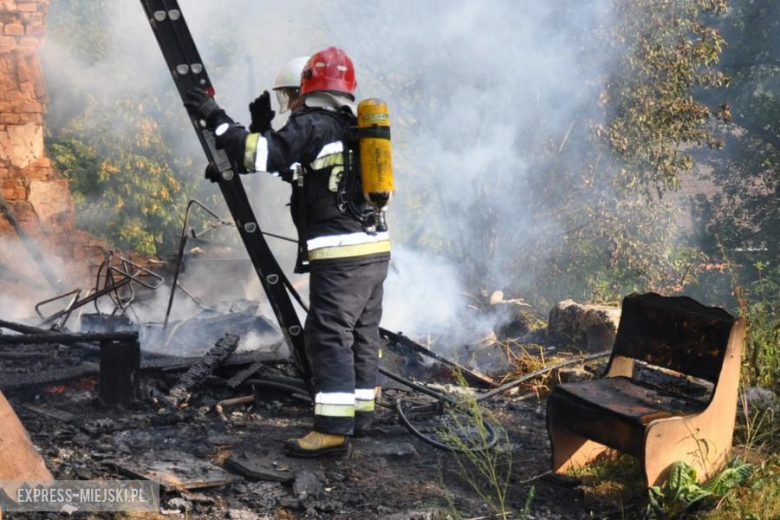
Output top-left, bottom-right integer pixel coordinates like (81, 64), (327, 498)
(285, 431), (349, 458)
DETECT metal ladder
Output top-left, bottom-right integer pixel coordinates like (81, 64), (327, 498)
(138, 0), (312, 389)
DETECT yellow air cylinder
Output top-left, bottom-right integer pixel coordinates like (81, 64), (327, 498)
(357, 99), (394, 209)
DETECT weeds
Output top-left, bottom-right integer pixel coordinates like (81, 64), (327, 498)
(568, 453), (647, 509)
(702, 455), (780, 519)
(437, 372), (514, 518)
(646, 458), (754, 519)
(722, 256), (780, 394)
(735, 389), (778, 454)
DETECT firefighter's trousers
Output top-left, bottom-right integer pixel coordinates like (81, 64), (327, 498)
(305, 258), (389, 435)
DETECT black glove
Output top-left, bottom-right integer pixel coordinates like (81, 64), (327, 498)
(248, 91), (275, 134)
(184, 87), (229, 130)
(204, 162), (221, 183)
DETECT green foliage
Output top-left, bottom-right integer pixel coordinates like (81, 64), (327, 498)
(603, 0), (729, 190)
(43, 0), (228, 256)
(647, 458), (754, 519)
(47, 0), (115, 64)
(743, 301), (780, 394)
(517, 0), (730, 309)
(47, 95), (192, 255)
(731, 261), (780, 393)
(702, 455), (780, 520)
(693, 0), (780, 259)
(567, 453), (648, 508)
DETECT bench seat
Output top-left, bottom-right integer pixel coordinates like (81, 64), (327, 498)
(546, 293), (745, 486)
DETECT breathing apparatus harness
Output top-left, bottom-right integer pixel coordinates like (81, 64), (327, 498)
(291, 100), (394, 273)
(340, 126), (387, 235)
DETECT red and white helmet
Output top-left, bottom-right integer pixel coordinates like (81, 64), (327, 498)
(300, 47), (357, 97)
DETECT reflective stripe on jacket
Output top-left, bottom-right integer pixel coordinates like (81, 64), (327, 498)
(216, 106), (390, 265)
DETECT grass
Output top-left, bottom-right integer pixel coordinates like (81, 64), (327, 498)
(700, 455), (780, 520)
(562, 395), (780, 519)
(471, 336), (590, 398)
(567, 452), (648, 511)
(436, 372), (515, 519)
(734, 390), (778, 455)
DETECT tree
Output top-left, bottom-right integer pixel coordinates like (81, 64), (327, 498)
(43, 0), (232, 255)
(692, 0), (779, 261)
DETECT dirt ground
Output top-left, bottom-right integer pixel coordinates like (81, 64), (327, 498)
(0, 325), (638, 520)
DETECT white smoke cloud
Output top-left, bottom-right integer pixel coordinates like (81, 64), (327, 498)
(39, 0), (614, 347)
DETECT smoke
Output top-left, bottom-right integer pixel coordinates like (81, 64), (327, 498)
(40, 0), (614, 344)
(0, 236), (62, 320)
(381, 246), (464, 335)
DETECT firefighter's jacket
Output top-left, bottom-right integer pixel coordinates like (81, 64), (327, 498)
(216, 104), (390, 269)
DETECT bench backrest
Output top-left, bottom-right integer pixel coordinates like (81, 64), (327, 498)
(609, 293), (736, 384)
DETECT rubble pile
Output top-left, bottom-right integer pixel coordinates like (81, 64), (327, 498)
(0, 315), (571, 519)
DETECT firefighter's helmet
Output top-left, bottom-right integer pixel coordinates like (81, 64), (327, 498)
(274, 56), (309, 113)
(300, 47), (357, 97)
(274, 56), (309, 90)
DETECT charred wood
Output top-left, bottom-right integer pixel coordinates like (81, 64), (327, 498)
(380, 328), (494, 387)
(99, 339), (141, 405)
(0, 331), (139, 345)
(0, 363), (99, 390)
(142, 349), (282, 372)
(226, 360), (265, 388)
(0, 318), (99, 353)
(166, 333), (240, 406)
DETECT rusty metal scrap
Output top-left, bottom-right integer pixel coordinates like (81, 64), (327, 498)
(35, 252), (165, 328)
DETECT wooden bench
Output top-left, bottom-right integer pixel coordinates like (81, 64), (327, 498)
(546, 293), (745, 486)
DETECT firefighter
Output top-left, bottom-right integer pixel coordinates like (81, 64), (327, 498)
(184, 47), (390, 458)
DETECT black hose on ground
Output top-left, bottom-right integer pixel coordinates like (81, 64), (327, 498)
(231, 350), (609, 453)
(234, 247), (609, 453)
(244, 378), (311, 401)
(395, 397), (499, 453)
(380, 351), (611, 452)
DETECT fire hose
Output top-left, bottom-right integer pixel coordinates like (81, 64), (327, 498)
(162, 217), (613, 452)
(220, 244), (612, 453)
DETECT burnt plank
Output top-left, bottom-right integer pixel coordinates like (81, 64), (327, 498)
(225, 454), (295, 484)
(0, 331), (139, 346)
(140, 349), (282, 371)
(226, 360), (265, 388)
(167, 333), (240, 405)
(0, 363), (100, 391)
(0, 319), (100, 353)
(107, 450), (240, 491)
(99, 339), (141, 405)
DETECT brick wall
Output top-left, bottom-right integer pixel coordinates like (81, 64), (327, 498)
(0, 0), (118, 309)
